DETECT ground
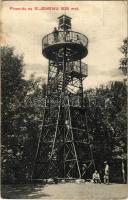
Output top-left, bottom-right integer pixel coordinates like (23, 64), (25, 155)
(1, 182), (128, 199)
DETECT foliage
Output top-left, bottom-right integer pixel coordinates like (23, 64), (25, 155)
(1, 46), (25, 183)
(1, 47), (46, 183)
(85, 81), (127, 182)
(119, 37), (128, 75)
(85, 81), (127, 158)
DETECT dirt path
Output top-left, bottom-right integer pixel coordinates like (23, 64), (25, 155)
(1, 182), (128, 199)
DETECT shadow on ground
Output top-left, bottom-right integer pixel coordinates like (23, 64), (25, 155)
(1, 183), (50, 199)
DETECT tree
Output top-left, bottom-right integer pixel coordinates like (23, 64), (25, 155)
(1, 46), (25, 183)
(85, 81), (127, 182)
(1, 46), (46, 183)
(119, 38), (128, 76)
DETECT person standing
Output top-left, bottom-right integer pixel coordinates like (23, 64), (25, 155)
(53, 27), (59, 43)
(104, 161), (110, 184)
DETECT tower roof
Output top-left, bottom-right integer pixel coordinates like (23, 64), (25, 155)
(58, 15), (72, 31)
(58, 15), (72, 20)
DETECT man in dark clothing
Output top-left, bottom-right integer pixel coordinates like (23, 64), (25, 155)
(53, 27), (59, 42)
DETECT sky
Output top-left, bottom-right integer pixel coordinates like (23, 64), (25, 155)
(1, 1), (127, 89)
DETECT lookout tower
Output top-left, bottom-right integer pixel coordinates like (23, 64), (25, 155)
(32, 15), (95, 180)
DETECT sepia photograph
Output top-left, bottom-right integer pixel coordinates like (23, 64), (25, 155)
(1, 0), (128, 199)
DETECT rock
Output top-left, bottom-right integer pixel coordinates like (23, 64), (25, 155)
(61, 179), (65, 183)
(47, 178), (54, 184)
(75, 179), (85, 183)
(43, 179), (47, 183)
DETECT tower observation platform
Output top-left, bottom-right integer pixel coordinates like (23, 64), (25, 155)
(42, 30), (88, 61)
(32, 15), (95, 181)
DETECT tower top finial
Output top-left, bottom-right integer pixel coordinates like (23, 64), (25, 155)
(58, 15), (72, 31)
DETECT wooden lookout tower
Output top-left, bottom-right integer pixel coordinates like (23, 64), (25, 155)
(32, 15), (95, 180)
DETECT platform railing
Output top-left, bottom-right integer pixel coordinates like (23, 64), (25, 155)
(42, 31), (88, 50)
